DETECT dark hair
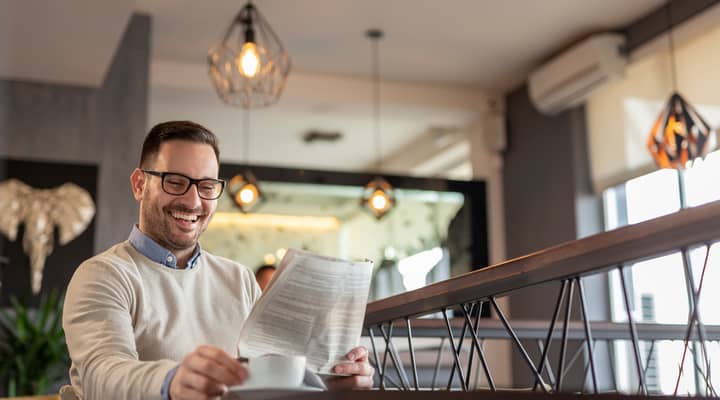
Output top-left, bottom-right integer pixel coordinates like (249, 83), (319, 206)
(139, 121), (220, 168)
(255, 265), (276, 277)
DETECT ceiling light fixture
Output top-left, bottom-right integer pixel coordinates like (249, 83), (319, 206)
(229, 171), (262, 212)
(208, 0), (291, 108)
(229, 110), (263, 212)
(646, 2), (716, 169)
(361, 29), (396, 220)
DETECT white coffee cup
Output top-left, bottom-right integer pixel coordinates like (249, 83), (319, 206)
(244, 354), (306, 389)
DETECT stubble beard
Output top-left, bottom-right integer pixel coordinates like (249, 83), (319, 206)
(141, 196), (206, 252)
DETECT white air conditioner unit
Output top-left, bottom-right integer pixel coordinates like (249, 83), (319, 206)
(528, 34), (626, 115)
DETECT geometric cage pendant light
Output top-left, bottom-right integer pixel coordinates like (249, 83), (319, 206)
(362, 176), (396, 219)
(646, 92), (714, 169)
(646, 3), (716, 169)
(361, 28), (396, 220)
(228, 170), (263, 212)
(207, 0), (291, 109)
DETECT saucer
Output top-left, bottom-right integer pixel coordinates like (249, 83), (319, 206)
(227, 384), (322, 392)
(224, 385), (322, 400)
(317, 371), (350, 378)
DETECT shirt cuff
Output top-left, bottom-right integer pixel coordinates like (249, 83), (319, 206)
(161, 364), (180, 400)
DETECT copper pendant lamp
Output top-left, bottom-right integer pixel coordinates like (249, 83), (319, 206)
(208, 0), (291, 109)
(361, 29), (396, 220)
(646, 92), (713, 169)
(228, 170), (262, 212)
(646, 3), (716, 169)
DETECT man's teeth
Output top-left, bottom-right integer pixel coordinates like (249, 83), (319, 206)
(171, 212), (199, 222)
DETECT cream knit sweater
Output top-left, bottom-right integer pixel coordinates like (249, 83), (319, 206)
(62, 241), (260, 400)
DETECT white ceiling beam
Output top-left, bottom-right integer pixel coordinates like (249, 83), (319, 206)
(381, 127), (470, 175)
(151, 60), (489, 112)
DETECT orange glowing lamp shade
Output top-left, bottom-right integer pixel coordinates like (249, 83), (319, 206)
(647, 92), (716, 169)
(228, 171), (262, 212)
(361, 177), (396, 219)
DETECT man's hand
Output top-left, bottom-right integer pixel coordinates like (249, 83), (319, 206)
(326, 346), (374, 390)
(169, 345), (247, 400)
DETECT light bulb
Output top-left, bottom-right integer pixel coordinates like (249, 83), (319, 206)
(263, 253), (276, 265)
(370, 190), (388, 211)
(239, 185), (257, 204)
(239, 42), (261, 78)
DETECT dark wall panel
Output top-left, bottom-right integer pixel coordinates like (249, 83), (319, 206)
(0, 14), (151, 299)
(0, 14), (150, 254)
(503, 85), (607, 390)
(504, 87), (577, 259)
(91, 14), (151, 253)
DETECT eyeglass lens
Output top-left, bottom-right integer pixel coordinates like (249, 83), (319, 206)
(162, 173), (223, 199)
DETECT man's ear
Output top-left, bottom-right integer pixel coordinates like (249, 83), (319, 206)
(130, 168), (145, 201)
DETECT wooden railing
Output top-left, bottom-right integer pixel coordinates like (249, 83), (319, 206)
(362, 200), (720, 395)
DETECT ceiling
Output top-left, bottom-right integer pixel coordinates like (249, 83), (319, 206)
(137, 0), (665, 90)
(1, 0), (670, 176)
(139, 0), (669, 175)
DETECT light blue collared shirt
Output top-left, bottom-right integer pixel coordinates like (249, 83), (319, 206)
(127, 225), (200, 399)
(128, 225), (201, 269)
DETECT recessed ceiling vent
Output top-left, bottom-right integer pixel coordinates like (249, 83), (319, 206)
(302, 130), (343, 144)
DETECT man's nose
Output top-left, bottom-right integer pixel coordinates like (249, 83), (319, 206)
(178, 183), (203, 207)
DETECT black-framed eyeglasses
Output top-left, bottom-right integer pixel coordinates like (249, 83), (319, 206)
(142, 170), (226, 200)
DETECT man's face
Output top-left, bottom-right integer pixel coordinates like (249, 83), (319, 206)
(132, 140), (219, 253)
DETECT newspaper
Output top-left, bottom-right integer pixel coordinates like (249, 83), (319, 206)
(237, 248), (374, 373)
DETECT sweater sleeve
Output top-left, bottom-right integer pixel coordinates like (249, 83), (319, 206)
(63, 258), (177, 400)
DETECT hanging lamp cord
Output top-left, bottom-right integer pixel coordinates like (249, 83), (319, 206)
(666, 1), (678, 92)
(370, 31), (383, 172)
(244, 108), (250, 166)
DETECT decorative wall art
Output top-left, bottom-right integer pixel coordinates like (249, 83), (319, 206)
(0, 159), (97, 306)
(0, 179), (95, 294)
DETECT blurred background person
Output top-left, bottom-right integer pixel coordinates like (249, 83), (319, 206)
(255, 265), (276, 291)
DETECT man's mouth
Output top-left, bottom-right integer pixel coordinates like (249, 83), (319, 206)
(170, 210), (201, 223)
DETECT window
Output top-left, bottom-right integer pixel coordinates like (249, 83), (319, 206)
(603, 151), (720, 394)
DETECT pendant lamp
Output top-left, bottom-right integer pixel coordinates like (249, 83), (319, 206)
(646, 93), (714, 169)
(646, 3), (716, 169)
(208, 0), (291, 109)
(361, 29), (396, 220)
(362, 176), (395, 219)
(229, 170), (262, 212)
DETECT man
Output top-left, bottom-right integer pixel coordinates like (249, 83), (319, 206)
(254, 264), (276, 291)
(63, 121), (373, 400)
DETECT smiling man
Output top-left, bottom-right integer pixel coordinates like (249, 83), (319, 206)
(62, 121), (373, 400)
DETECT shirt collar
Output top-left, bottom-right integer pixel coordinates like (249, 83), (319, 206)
(128, 225), (202, 269)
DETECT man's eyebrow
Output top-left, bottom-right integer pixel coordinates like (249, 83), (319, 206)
(167, 171), (220, 180)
